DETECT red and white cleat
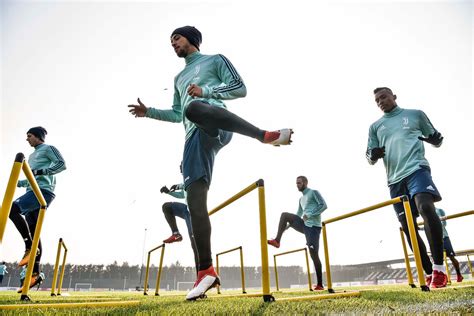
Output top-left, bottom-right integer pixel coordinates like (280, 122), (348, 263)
(425, 275), (432, 287)
(264, 129), (293, 146)
(430, 270), (447, 289)
(313, 284), (324, 291)
(267, 239), (280, 248)
(163, 233), (183, 244)
(186, 266), (220, 301)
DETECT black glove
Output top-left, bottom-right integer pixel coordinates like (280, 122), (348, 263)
(370, 147), (385, 161)
(160, 186), (170, 194)
(418, 131), (443, 147)
(32, 169), (45, 176)
(169, 184), (179, 192)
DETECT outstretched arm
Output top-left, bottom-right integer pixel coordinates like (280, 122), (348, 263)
(128, 96), (182, 123)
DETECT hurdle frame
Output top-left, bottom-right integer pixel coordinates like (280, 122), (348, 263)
(143, 243), (166, 296)
(0, 153), (49, 301)
(402, 210), (474, 284)
(51, 238), (68, 296)
(398, 227), (416, 288)
(273, 247), (312, 292)
(322, 195), (428, 293)
(215, 246), (246, 294)
(467, 253), (474, 277)
(208, 179), (274, 302)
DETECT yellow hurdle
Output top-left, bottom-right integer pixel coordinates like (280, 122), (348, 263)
(51, 238), (68, 296)
(399, 228), (415, 287)
(401, 196), (428, 290)
(0, 153), (25, 242)
(467, 254), (473, 277)
(0, 300), (140, 310)
(443, 251), (452, 285)
(401, 210), (474, 285)
(143, 244), (165, 296)
(208, 179), (273, 302)
(273, 247), (312, 292)
(216, 246), (246, 294)
(0, 153), (50, 301)
(322, 196), (428, 292)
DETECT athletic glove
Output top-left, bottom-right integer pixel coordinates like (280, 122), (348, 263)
(160, 186), (170, 194)
(418, 131), (443, 147)
(32, 169), (46, 176)
(368, 147), (385, 162)
(169, 184), (179, 192)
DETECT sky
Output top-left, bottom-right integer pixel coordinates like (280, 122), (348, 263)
(0, 0), (472, 272)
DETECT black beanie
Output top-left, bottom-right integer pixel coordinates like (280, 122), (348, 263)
(171, 26), (202, 51)
(27, 126), (47, 141)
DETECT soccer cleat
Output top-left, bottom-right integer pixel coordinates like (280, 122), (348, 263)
(19, 248), (40, 267)
(17, 273), (43, 293)
(425, 275), (432, 287)
(263, 129), (293, 146)
(186, 266), (220, 301)
(267, 239), (280, 248)
(163, 233), (183, 244)
(313, 284), (324, 291)
(456, 274), (463, 283)
(430, 270), (447, 289)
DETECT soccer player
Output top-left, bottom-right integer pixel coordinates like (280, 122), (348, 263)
(0, 262), (7, 284)
(8, 126), (66, 290)
(267, 176), (327, 291)
(160, 182), (198, 273)
(366, 87), (446, 288)
(128, 26), (292, 300)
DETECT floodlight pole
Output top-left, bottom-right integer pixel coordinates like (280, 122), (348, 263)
(138, 228), (147, 289)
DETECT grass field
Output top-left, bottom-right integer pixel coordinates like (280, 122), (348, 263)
(0, 282), (473, 315)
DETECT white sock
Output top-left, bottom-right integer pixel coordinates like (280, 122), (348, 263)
(433, 264), (446, 273)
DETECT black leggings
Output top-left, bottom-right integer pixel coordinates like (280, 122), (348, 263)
(185, 100), (265, 141)
(162, 202), (199, 272)
(399, 193), (444, 274)
(414, 193), (443, 266)
(9, 204), (42, 273)
(274, 212), (323, 286)
(399, 215), (433, 275)
(186, 179), (212, 271)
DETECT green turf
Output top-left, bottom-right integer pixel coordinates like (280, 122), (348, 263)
(0, 281), (473, 315)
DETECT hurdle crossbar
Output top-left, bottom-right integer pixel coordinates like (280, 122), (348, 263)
(273, 247), (312, 292)
(208, 179), (274, 302)
(216, 246), (246, 294)
(322, 195), (428, 293)
(0, 153), (49, 301)
(143, 244), (165, 296)
(401, 210), (474, 282)
(51, 238), (68, 296)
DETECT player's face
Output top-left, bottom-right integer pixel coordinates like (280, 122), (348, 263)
(375, 90), (397, 113)
(171, 34), (193, 58)
(26, 133), (41, 147)
(296, 178), (307, 192)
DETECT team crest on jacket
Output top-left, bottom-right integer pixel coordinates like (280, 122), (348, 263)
(192, 65), (201, 83)
(402, 117), (409, 129)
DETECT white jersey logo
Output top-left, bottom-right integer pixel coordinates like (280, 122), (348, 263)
(426, 185), (435, 191)
(402, 117), (410, 129)
(192, 65), (201, 83)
